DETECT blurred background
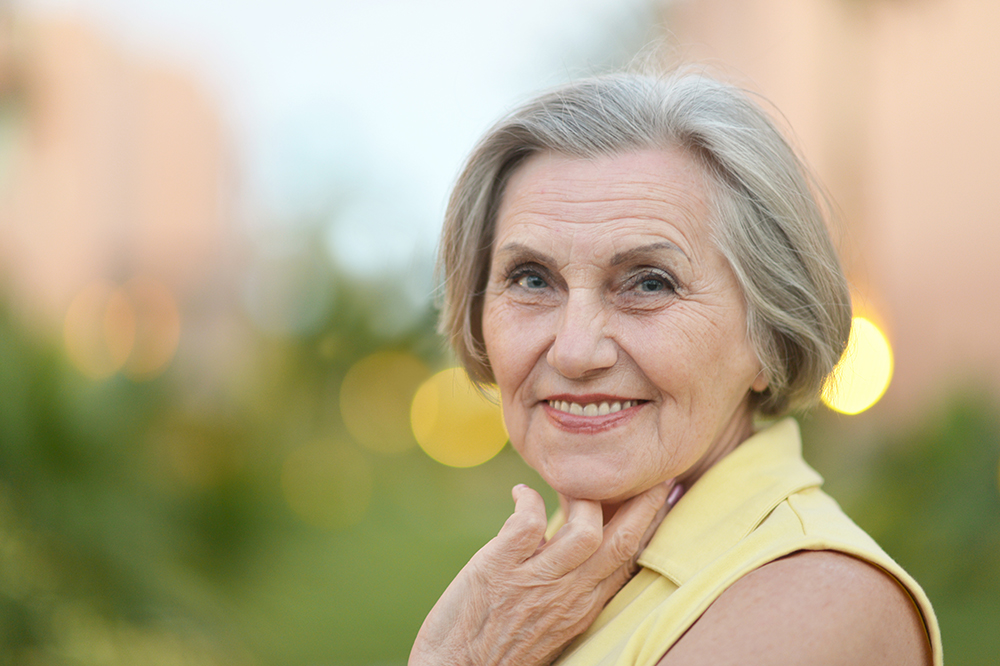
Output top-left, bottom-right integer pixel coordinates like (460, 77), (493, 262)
(0, 0), (997, 664)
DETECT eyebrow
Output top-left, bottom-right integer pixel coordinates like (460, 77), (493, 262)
(492, 242), (554, 266)
(611, 242), (689, 266)
(493, 241), (689, 268)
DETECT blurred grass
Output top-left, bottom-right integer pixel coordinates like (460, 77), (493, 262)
(2, 286), (998, 664)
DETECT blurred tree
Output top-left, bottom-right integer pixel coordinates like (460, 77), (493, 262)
(804, 395), (1000, 665)
(0, 226), (551, 665)
(4, 252), (1000, 665)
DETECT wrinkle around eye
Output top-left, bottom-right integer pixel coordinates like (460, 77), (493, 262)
(619, 266), (679, 296)
(615, 282), (679, 312)
(502, 276), (561, 307)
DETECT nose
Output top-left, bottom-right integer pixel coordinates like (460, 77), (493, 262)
(546, 289), (617, 379)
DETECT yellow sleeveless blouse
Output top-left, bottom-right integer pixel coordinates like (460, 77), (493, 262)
(547, 418), (942, 666)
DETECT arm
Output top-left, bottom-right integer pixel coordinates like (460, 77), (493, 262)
(658, 550), (932, 666)
(409, 481), (676, 666)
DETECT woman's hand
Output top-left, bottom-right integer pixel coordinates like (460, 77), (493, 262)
(409, 480), (679, 666)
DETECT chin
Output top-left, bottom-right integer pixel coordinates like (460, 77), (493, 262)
(538, 463), (645, 504)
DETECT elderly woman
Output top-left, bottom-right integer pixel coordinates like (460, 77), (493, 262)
(410, 70), (942, 665)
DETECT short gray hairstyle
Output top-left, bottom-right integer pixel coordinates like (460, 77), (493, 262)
(438, 69), (852, 416)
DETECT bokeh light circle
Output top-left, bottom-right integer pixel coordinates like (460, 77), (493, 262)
(822, 316), (894, 415)
(122, 277), (182, 380)
(340, 351), (430, 455)
(281, 442), (373, 529)
(410, 368), (508, 468)
(64, 277), (181, 381)
(64, 280), (136, 379)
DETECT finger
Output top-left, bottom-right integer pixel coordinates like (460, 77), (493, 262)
(533, 495), (605, 576)
(586, 482), (684, 594)
(583, 481), (672, 578)
(489, 484), (549, 564)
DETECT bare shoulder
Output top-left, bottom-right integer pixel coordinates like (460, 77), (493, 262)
(658, 550), (932, 666)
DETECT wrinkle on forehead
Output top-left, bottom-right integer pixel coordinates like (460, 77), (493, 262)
(492, 237), (694, 287)
(494, 149), (715, 268)
(498, 149), (713, 212)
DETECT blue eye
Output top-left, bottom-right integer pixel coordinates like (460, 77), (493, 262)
(630, 270), (676, 294)
(517, 274), (548, 289)
(639, 278), (666, 292)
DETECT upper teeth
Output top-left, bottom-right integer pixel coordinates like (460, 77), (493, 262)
(549, 400), (636, 416)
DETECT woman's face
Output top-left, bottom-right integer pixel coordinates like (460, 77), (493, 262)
(482, 148), (767, 506)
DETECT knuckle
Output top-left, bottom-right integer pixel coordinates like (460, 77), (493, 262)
(517, 511), (549, 537)
(570, 520), (603, 552)
(606, 525), (642, 562)
(501, 510), (546, 547)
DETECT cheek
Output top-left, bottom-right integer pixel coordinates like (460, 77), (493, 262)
(483, 301), (552, 389)
(619, 316), (701, 382)
(482, 301), (511, 375)
(482, 302), (528, 406)
(483, 314), (532, 447)
(620, 307), (756, 409)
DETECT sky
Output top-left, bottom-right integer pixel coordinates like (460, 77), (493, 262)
(15, 0), (662, 280)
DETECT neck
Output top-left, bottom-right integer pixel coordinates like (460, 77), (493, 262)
(599, 407), (757, 525)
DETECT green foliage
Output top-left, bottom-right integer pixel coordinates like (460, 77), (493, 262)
(0, 304), (255, 664)
(3, 281), (999, 664)
(803, 396), (1000, 666)
(0, 274), (554, 665)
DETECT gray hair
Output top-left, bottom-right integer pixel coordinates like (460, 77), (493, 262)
(438, 69), (852, 416)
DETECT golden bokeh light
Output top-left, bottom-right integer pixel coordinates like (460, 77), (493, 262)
(122, 277), (181, 380)
(64, 277), (181, 381)
(822, 316), (894, 415)
(281, 442), (373, 530)
(410, 367), (508, 468)
(64, 280), (136, 379)
(340, 351), (431, 455)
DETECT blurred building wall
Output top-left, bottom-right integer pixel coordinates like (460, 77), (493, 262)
(0, 14), (232, 350)
(663, 0), (1000, 414)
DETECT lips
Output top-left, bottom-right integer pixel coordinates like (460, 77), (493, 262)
(541, 395), (646, 432)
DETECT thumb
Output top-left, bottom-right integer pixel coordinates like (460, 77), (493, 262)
(487, 484), (549, 564)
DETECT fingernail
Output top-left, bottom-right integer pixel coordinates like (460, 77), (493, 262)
(666, 483), (685, 507)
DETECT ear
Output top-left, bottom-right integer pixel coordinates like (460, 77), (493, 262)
(751, 368), (769, 393)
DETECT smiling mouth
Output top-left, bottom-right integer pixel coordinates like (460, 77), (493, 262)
(547, 400), (642, 416)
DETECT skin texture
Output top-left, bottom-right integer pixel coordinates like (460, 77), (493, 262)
(482, 149), (766, 510)
(412, 148), (931, 665)
(409, 481), (678, 666)
(659, 551), (932, 666)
